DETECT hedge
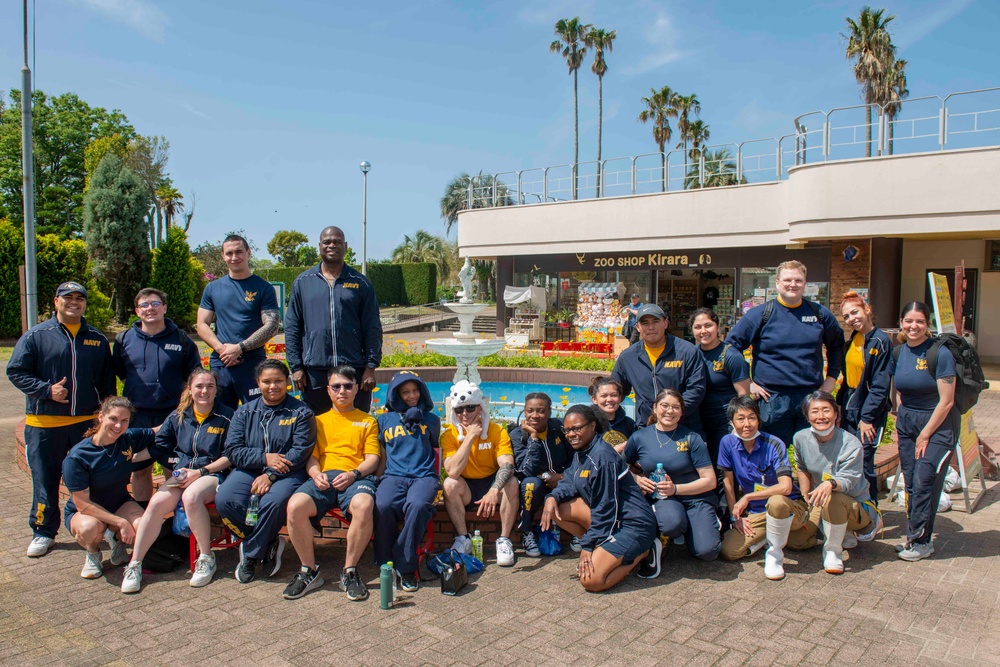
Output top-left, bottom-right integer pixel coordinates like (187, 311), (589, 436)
(0, 221), (23, 336)
(257, 262), (438, 307)
(256, 266), (310, 296)
(399, 262), (436, 305)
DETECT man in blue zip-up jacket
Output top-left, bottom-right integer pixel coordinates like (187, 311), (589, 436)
(7, 282), (116, 558)
(284, 226), (383, 415)
(611, 304), (706, 432)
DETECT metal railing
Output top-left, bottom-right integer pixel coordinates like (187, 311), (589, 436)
(465, 87), (1000, 208)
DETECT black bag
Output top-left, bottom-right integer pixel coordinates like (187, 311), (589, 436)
(893, 333), (988, 415)
(620, 319), (634, 340)
(440, 556), (468, 596)
(143, 521), (189, 573)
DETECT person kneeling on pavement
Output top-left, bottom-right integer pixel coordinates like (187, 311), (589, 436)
(793, 391), (882, 575)
(374, 371), (441, 593)
(509, 392), (572, 557)
(284, 366), (381, 601)
(718, 396), (816, 580)
(441, 381), (519, 567)
(215, 360), (315, 584)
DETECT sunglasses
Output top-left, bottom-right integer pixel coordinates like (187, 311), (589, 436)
(453, 405), (478, 415)
(329, 382), (355, 392)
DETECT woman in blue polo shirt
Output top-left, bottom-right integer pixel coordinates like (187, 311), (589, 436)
(623, 388), (721, 563)
(63, 396), (154, 580)
(122, 368), (235, 594)
(890, 301), (957, 562)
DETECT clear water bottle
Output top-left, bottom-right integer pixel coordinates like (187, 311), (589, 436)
(245, 493), (260, 527)
(471, 529), (484, 561)
(172, 469), (187, 482)
(650, 463), (668, 500)
(387, 561), (398, 603)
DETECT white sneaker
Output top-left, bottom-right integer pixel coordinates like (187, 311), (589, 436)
(81, 550), (103, 579)
(522, 530), (541, 557)
(190, 553), (217, 588)
(26, 536), (55, 558)
(496, 537), (516, 567)
(104, 529), (129, 566)
(570, 536), (583, 553)
(451, 534), (473, 555)
(856, 511), (883, 543)
(121, 561), (142, 593)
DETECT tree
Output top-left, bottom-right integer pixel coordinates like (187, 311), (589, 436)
(882, 58), (908, 155)
(124, 135), (170, 247)
(0, 219), (22, 335)
(673, 93), (701, 169)
(267, 230), (311, 267)
(550, 17), (591, 201)
(440, 172), (513, 234)
(585, 26), (617, 198)
(150, 226), (199, 328)
(82, 154), (151, 322)
(297, 245), (319, 266)
(155, 184), (184, 228)
(192, 228), (261, 279)
(685, 148), (745, 189)
(637, 86), (678, 191)
(391, 230), (451, 282)
(844, 7), (896, 157)
(687, 120), (711, 160)
(84, 134), (129, 188)
(0, 90), (136, 236)
(344, 246), (357, 266)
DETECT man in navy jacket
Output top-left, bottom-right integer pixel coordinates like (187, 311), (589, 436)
(284, 226), (383, 415)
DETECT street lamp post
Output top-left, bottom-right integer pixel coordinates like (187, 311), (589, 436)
(21, 0), (37, 329)
(360, 161), (371, 275)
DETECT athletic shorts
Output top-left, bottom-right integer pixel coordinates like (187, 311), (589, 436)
(464, 473), (498, 509)
(597, 527), (655, 564)
(64, 496), (135, 534)
(295, 470), (377, 521)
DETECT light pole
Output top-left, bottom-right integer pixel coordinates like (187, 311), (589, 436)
(21, 0), (37, 329)
(360, 161), (371, 275)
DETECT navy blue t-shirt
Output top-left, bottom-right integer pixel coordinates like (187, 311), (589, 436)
(63, 428), (155, 517)
(891, 339), (956, 412)
(200, 275), (279, 360)
(699, 343), (750, 421)
(377, 410), (441, 479)
(623, 425), (717, 504)
(717, 432), (800, 514)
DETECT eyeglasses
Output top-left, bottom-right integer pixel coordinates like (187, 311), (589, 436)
(137, 301), (163, 310)
(564, 423), (593, 435)
(329, 382), (355, 392)
(658, 404), (683, 412)
(453, 405), (478, 415)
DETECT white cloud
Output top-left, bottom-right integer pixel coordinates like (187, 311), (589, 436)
(619, 7), (692, 76)
(895, 0), (974, 53)
(173, 99), (211, 119)
(69, 0), (169, 43)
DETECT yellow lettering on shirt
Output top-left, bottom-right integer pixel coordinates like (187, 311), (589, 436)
(579, 469), (591, 478)
(644, 342), (665, 368)
(83, 339), (101, 347)
(661, 360), (683, 369)
(342, 282), (360, 289)
(279, 417), (297, 426)
(206, 426), (225, 434)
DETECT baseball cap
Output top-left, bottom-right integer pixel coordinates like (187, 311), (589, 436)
(56, 281), (88, 298)
(636, 304), (666, 321)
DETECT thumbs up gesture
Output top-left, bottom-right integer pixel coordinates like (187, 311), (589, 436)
(50, 377), (69, 403)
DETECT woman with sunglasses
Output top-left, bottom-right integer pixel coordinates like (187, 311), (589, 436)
(215, 359), (316, 584)
(623, 388), (721, 565)
(588, 376), (636, 451)
(541, 405), (656, 591)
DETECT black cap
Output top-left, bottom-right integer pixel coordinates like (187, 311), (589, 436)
(55, 281), (88, 298)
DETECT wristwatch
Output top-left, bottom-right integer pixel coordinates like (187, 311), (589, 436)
(198, 467), (210, 478)
(351, 469), (362, 481)
(266, 471), (278, 483)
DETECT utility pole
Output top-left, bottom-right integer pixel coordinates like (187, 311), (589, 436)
(21, 0), (38, 328)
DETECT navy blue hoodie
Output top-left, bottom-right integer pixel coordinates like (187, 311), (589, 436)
(839, 327), (893, 427)
(112, 318), (202, 411)
(153, 401), (235, 471)
(509, 418), (571, 479)
(7, 315), (115, 418)
(376, 371), (440, 479)
(550, 434), (656, 552)
(224, 394), (315, 479)
(284, 264), (383, 386)
(611, 335), (706, 431)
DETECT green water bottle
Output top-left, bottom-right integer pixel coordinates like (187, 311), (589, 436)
(379, 562), (394, 609)
(471, 529), (484, 562)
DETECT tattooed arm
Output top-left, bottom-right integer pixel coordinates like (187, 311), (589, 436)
(240, 309), (280, 353)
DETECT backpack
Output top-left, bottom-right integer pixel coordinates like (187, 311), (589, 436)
(892, 333), (988, 415)
(143, 521), (189, 573)
(749, 299), (823, 373)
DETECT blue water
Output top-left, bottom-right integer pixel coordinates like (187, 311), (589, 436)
(371, 381), (635, 422)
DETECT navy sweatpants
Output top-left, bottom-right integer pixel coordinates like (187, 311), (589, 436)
(653, 496), (722, 562)
(758, 389), (811, 453)
(212, 358), (262, 410)
(842, 395), (888, 507)
(25, 421), (91, 539)
(215, 468), (307, 559)
(374, 475), (438, 574)
(518, 476), (552, 534)
(896, 407), (956, 546)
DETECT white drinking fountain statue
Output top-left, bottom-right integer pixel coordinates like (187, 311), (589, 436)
(425, 257), (506, 385)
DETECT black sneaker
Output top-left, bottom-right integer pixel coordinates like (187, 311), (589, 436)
(636, 536), (663, 579)
(400, 572), (419, 593)
(340, 568), (369, 601)
(262, 536), (286, 578)
(282, 566), (325, 600)
(235, 543), (259, 584)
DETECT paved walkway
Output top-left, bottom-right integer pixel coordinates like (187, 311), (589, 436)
(3, 373), (1000, 666)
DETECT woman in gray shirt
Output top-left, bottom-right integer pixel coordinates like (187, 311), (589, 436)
(793, 391), (882, 574)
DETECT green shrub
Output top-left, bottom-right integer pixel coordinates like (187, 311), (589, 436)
(436, 285), (457, 302)
(367, 262), (404, 306)
(399, 263), (436, 305)
(0, 220), (23, 336)
(150, 227), (200, 329)
(256, 266), (309, 301)
(379, 343), (615, 372)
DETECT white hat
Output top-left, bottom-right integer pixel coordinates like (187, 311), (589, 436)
(449, 380), (489, 440)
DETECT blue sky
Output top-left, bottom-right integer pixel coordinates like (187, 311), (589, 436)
(0, 0), (996, 261)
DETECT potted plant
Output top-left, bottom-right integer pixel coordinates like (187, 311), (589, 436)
(555, 308), (575, 328)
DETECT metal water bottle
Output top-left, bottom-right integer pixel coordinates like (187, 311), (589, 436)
(379, 562), (394, 609)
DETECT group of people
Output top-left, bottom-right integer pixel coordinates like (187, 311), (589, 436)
(7, 248), (962, 596)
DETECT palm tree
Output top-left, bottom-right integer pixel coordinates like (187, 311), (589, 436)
(637, 86), (678, 191)
(686, 120), (711, 161)
(551, 17), (591, 201)
(882, 58), (908, 155)
(585, 26), (617, 198)
(685, 148), (744, 189)
(844, 7), (896, 157)
(154, 185), (184, 230)
(391, 230), (451, 282)
(440, 172), (514, 235)
(673, 93), (701, 170)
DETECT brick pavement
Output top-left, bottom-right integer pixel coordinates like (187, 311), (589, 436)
(3, 372), (1000, 666)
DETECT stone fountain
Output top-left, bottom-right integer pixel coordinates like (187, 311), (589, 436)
(425, 258), (506, 385)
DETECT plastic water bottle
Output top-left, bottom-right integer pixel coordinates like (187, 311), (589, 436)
(245, 494), (260, 527)
(387, 561), (398, 602)
(172, 469), (187, 482)
(471, 529), (484, 561)
(650, 463), (668, 500)
(379, 562), (394, 609)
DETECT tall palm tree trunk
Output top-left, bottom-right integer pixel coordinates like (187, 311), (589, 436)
(573, 69), (579, 201)
(596, 76), (603, 198)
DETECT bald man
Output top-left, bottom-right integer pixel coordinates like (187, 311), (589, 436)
(284, 227), (383, 415)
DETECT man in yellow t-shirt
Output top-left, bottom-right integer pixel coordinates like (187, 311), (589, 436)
(284, 366), (380, 601)
(6, 282), (115, 559)
(441, 381), (519, 567)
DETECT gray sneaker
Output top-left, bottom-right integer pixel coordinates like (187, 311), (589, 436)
(121, 561), (142, 593)
(81, 550), (103, 579)
(26, 536), (55, 558)
(897, 541), (935, 562)
(105, 529), (129, 566)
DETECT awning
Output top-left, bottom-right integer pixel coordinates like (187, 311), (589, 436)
(578, 282), (625, 298)
(503, 285), (548, 312)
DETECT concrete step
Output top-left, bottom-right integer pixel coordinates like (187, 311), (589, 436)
(440, 315), (497, 333)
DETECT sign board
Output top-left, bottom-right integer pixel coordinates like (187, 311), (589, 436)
(927, 272), (957, 334)
(271, 282), (286, 322)
(851, 287), (869, 303)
